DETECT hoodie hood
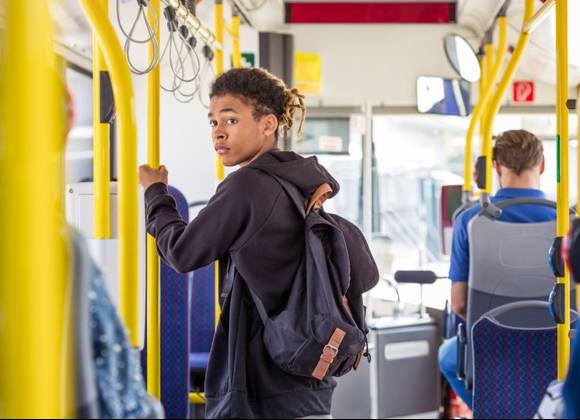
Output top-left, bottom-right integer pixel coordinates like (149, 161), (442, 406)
(248, 150), (340, 200)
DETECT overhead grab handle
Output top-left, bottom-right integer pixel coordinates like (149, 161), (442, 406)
(162, 0), (223, 51)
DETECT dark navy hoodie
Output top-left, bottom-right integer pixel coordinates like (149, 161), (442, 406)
(145, 151), (341, 419)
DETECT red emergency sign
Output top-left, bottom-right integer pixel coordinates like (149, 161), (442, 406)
(513, 81), (535, 103)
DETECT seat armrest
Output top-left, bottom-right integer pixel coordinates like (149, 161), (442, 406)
(456, 322), (467, 380)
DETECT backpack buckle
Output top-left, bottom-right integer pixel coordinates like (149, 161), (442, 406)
(323, 344), (339, 357)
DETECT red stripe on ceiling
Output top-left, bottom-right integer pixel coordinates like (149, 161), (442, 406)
(285, 2), (456, 24)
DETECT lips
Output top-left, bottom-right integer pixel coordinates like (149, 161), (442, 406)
(215, 145), (230, 155)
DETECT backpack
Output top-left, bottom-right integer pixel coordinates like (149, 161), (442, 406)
(238, 173), (379, 381)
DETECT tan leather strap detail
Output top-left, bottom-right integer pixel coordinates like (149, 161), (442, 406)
(342, 296), (354, 319)
(353, 351), (363, 370)
(312, 328), (346, 380)
(306, 183), (333, 215)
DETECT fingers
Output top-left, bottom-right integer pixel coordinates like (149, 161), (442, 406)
(139, 164), (167, 173)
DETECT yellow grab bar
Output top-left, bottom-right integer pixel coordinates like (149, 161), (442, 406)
(213, 0), (226, 327)
(232, 11), (242, 69)
(463, 53), (487, 196)
(577, 85), (580, 312)
(189, 392), (206, 405)
(481, 0), (534, 195)
(214, 0), (226, 183)
(555, 0), (570, 380)
(147, 0), (162, 399)
(479, 20), (508, 186)
(93, 0), (111, 239)
(480, 43), (494, 155)
(577, 84), (580, 220)
(0, 0), (70, 416)
(480, 52), (488, 96)
(462, 21), (506, 195)
(523, 0), (556, 34)
(79, 0), (140, 347)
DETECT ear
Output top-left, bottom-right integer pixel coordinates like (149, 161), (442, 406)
(262, 114), (279, 137)
(494, 160), (502, 177)
(540, 156), (546, 175)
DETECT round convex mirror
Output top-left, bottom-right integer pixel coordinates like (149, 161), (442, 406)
(444, 34), (480, 83)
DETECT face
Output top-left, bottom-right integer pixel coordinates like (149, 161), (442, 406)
(208, 94), (278, 167)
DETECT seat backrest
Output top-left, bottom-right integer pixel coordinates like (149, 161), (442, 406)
(467, 216), (557, 329)
(158, 186), (192, 419)
(465, 198), (566, 387)
(190, 263), (216, 355)
(472, 301), (576, 419)
(563, 325), (580, 418)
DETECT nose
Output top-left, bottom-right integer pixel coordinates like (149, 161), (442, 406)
(212, 125), (227, 142)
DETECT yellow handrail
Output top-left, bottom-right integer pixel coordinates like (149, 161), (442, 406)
(480, 20), (508, 187)
(481, 0), (535, 195)
(523, 0), (556, 34)
(577, 85), (580, 312)
(93, 0), (111, 239)
(480, 42), (494, 155)
(0, 0), (70, 417)
(462, 20), (507, 196)
(213, 0), (226, 328)
(463, 52), (484, 196)
(479, 54), (487, 97)
(79, 0), (140, 347)
(189, 392), (206, 405)
(576, 84), (580, 219)
(555, 0), (570, 380)
(232, 11), (242, 69)
(215, 0), (226, 184)
(147, 0), (162, 399)
(211, 1), (244, 328)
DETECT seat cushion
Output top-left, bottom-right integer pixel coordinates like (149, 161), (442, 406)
(189, 352), (211, 371)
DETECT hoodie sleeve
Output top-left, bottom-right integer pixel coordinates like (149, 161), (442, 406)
(144, 169), (280, 273)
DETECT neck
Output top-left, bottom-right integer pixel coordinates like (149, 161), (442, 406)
(500, 170), (541, 190)
(239, 141), (278, 167)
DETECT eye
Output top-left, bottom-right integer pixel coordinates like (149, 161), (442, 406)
(226, 118), (238, 125)
(209, 120), (217, 128)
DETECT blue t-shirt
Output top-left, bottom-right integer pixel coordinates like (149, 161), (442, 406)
(449, 188), (556, 282)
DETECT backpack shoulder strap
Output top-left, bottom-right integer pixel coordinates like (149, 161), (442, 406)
(250, 168), (333, 218)
(251, 168), (306, 218)
(228, 260), (270, 322)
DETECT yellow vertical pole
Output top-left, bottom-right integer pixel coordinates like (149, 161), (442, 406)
(147, 0), (162, 400)
(461, 53), (486, 196)
(481, 19), (508, 193)
(555, 0), (571, 380)
(214, 0), (225, 183)
(479, 54), (487, 96)
(80, 0), (140, 347)
(232, 10), (242, 69)
(577, 85), (580, 218)
(0, 0), (70, 417)
(576, 84), (580, 311)
(479, 42), (495, 157)
(481, 1), (534, 195)
(462, 19), (506, 198)
(214, 0), (225, 326)
(93, 0), (111, 239)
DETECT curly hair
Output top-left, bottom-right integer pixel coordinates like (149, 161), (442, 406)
(209, 68), (305, 139)
(493, 129), (544, 175)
